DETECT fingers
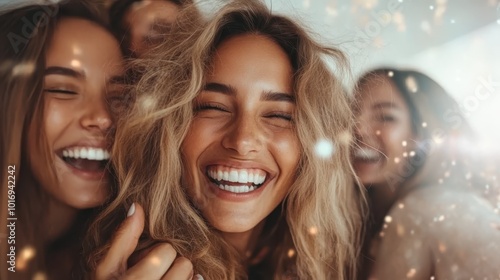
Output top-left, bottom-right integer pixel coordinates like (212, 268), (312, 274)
(161, 257), (194, 280)
(95, 203), (145, 279)
(125, 243), (178, 279)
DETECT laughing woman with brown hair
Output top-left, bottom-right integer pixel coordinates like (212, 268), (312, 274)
(0, 1), (124, 279)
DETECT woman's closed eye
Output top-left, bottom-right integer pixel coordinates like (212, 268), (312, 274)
(264, 111), (294, 128)
(44, 88), (77, 94)
(265, 111), (293, 122)
(377, 114), (396, 123)
(194, 102), (231, 118)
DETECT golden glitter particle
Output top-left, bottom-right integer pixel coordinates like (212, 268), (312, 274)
(379, 231), (385, 237)
(287, 249), (296, 258)
(405, 76), (418, 93)
(376, 130), (381, 135)
(438, 215), (445, 222)
(406, 268), (416, 278)
(397, 224), (405, 236)
(394, 157), (401, 164)
(451, 160), (456, 166)
(140, 95), (156, 111)
(308, 226), (318, 235)
(12, 62), (36, 76)
(402, 140), (407, 147)
(388, 71), (394, 77)
(409, 151), (416, 157)
(465, 173), (472, 180)
(33, 272), (47, 280)
(17, 246), (36, 270)
(338, 130), (352, 146)
(422, 122), (427, 128)
(20, 246), (36, 260)
(444, 171), (450, 178)
(403, 152), (408, 157)
(383, 223), (388, 229)
(384, 215), (393, 223)
(438, 178), (443, 184)
(430, 276), (435, 280)
(398, 203), (405, 209)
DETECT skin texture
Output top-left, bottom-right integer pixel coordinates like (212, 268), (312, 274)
(123, 0), (180, 55)
(371, 186), (500, 280)
(181, 34), (300, 255)
(28, 17), (123, 211)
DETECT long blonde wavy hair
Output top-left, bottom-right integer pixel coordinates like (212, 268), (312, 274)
(84, 1), (366, 279)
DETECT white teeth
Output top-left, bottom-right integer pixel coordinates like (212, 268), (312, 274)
(208, 167), (267, 185)
(238, 171), (248, 183)
(218, 184), (255, 193)
(80, 148), (88, 158)
(229, 170), (238, 182)
(355, 148), (380, 160)
(62, 147), (110, 161)
(88, 148), (96, 160)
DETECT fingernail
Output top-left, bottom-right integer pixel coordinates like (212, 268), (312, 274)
(127, 203), (136, 217)
(193, 274), (204, 280)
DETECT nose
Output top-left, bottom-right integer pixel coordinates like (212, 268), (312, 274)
(80, 96), (112, 132)
(221, 115), (263, 156)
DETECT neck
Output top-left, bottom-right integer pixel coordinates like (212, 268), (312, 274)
(368, 182), (398, 228)
(43, 195), (79, 245)
(220, 221), (265, 262)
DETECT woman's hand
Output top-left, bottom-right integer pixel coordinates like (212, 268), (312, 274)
(94, 203), (202, 280)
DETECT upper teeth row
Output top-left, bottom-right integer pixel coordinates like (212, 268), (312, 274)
(62, 147), (110, 161)
(355, 148), (380, 159)
(208, 168), (266, 185)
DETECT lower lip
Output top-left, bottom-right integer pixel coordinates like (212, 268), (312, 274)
(206, 179), (268, 202)
(57, 156), (109, 181)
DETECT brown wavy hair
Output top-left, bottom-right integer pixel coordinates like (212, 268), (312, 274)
(0, 1), (112, 279)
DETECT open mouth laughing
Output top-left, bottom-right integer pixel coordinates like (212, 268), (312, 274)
(58, 146), (111, 175)
(354, 147), (383, 163)
(206, 166), (267, 194)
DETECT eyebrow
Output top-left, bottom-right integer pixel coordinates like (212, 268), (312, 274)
(44, 66), (85, 79)
(372, 102), (399, 110)
(203, 82), (295, 103)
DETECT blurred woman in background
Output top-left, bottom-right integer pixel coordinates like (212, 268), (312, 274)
(108, 0), (200, 56)
(353, 68), (500, 279)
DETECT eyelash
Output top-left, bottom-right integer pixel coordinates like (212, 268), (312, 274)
(194, 103), (228, 112)
(44, 88), (77, 95)
(195, 102), (293, 123)
(266, 112), (293, 122)
(378, 114), (395, 122)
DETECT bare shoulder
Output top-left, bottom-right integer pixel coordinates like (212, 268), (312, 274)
(374, 185), (500, 279)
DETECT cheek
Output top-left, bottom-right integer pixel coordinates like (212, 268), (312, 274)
(182, 120), (214, 173)
(272, 132), (300, 175)
(44, 99), (74, 144)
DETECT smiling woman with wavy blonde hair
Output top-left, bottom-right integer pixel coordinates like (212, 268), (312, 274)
(84, 0), (366, 279)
